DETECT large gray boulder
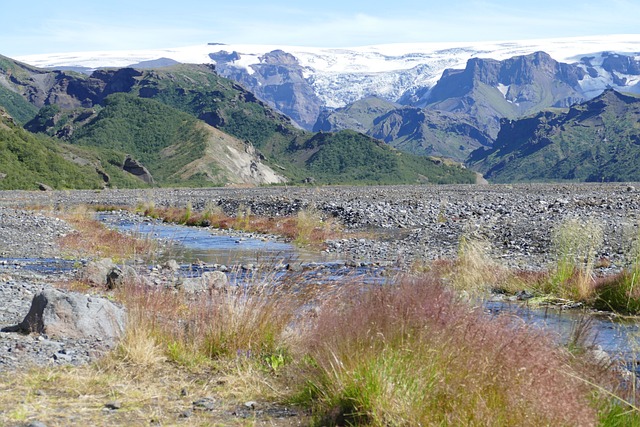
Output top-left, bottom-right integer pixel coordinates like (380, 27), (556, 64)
(2, 288), (126, 341)
(123, 155), (155, 184)
(81, 258), (137, 288)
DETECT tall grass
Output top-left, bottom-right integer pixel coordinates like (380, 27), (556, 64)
(114, 272), (308, 368)
(550, 218), (603, 301)
(594, 224), (640, 314)
(451, 235), (507, 295)
(293, 275), (600, 426)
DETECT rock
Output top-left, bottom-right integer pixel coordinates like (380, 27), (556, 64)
(178, 278), (207, 294)
(179, 409), (193, 418)
(2, 288), (126, 342)
(516, 290), (534, 300)
(37, 182), (53, 191)
(162, 259), (180, 272)
(81, 258), (117, 286)
(105, 401), (122, 410)
(203, 271), (229, 292)
(193, 397), (216, 411)
(123, 155), (155, 184)
(81, 259), (136, 288)
(106, 266), (123, 290)
(179, 271), (228, 294)
(26, 422), (49, 427)
(244, 401), (259, 410)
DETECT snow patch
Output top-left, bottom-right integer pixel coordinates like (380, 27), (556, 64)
(496, 83), (509, 98)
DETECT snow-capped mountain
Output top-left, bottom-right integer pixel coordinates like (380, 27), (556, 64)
(15, 35), (640, 130)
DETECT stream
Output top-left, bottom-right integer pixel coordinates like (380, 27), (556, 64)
(4, 212), (637, 368)
(100, 213), (640, 365)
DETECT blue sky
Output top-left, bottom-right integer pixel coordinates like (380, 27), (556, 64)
(2, 0), (639, 56)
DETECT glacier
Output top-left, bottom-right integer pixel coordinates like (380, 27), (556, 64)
(14, 34), (640, 110)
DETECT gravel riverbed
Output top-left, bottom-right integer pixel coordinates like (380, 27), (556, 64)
(1, 183), (640, 372)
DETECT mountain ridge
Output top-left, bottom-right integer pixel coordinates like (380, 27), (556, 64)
(15, 35), (640, 128)
(468, 89), (640, 182)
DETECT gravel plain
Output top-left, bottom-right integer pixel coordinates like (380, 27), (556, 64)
(1, 182), (640, 373)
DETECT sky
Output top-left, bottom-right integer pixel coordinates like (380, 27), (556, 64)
(2, 0), (640, 57)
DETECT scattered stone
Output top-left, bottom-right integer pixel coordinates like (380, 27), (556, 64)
(516, 290), (534, 300)
(244, 401), (259, 410)
(81, 258), (117, 286)
(37, 183), (53, 192)
(179, 409), (193, 418)
(162, 259), (180, 272)
(105, 401), (122, 410)
(193, 397), (216, 411)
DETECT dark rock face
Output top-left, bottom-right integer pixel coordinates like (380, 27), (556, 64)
(123, 155), (155, 184)
(601, 52), (640, 75)
(211, 49), (323, 130)
(425, 52), (588, 137)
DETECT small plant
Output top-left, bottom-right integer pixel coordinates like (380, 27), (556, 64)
(182, 201), (193, 224)
(292, 207), (341, 247)
(550, 218), (603, 301)
(262, 348), (289, 373)
(450, 234), (505, 295)
(235, 204), (252, 231)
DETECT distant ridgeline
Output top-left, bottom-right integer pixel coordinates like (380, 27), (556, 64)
(468, 90), (640, 182)
(0, 54), (475, 189)
(3, 42), (640, 187)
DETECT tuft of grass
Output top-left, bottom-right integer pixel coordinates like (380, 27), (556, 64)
(114, 271), (302, 365)
(549, 218), (603, 301)
(593, 271), (640, 314)
(450, 234), (506, 295)
(292, 275), (601, 426)
(293, 207), (342, 247)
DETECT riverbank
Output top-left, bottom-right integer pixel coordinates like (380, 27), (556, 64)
(1, 184), (640, 425)
(2, 183), (639, 270)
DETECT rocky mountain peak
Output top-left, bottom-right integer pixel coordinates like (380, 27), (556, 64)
(260, 50), (299, 65)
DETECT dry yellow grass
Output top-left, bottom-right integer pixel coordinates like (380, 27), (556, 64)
(56, 206), (155, 262)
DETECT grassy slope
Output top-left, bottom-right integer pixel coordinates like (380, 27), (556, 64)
(136, 65), (476, 185)
(471, 90), (640, 183)
(0, 110), (107, 190)
(69, 93), (223, 187)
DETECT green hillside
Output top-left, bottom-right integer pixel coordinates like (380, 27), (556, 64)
(469, 90), (640, 182)
(300, 130), (475, 185)
(69, 93), (230, 187)
(1, 57), (478, 187)
(0, 109), (109, 190)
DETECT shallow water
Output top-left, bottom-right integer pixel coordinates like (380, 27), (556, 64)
(109, 215), (640, 360)
(486, 300), (640, 364)
(5, 213), (636, 363)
